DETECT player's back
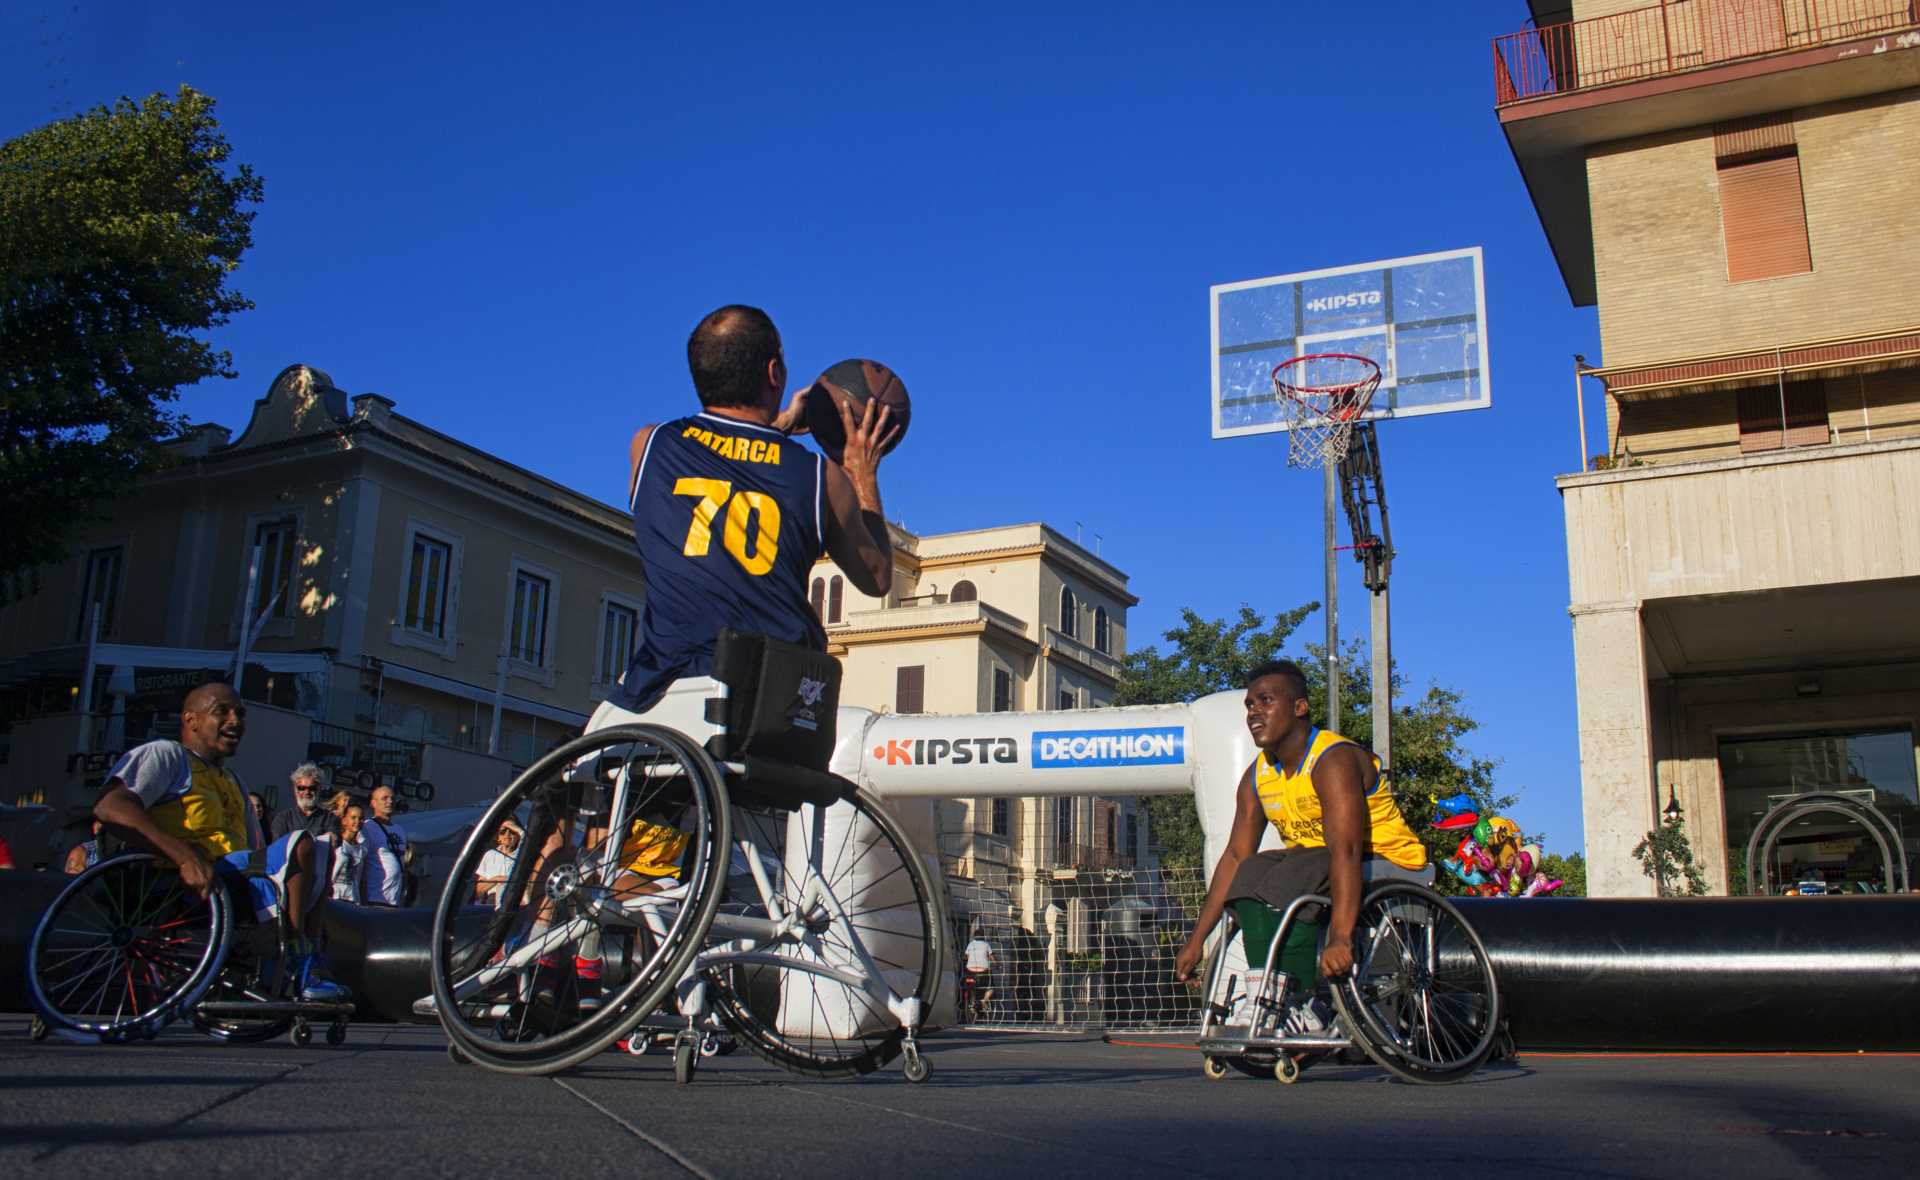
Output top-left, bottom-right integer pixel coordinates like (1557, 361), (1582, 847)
(613, 411), (828, 712)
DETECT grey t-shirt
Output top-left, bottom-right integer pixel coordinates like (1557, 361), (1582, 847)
(326, 836), (366, 903)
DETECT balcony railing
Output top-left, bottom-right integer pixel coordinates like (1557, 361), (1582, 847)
(1494, 0), (1918, 106)
(1052, 842), (1136, 873)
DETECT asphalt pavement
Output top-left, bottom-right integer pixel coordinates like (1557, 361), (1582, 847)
(3, 1016), (1915, 1178)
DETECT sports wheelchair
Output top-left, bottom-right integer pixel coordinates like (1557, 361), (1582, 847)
(1195, 861), (1501, 1085)
(26, 851), (354, 1048)
(426, 630), (942, 1084)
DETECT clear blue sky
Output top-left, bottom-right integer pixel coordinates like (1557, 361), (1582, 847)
(4, 2), (1606, 850)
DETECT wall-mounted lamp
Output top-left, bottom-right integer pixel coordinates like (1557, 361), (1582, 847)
(1663, 785), (1684, 822)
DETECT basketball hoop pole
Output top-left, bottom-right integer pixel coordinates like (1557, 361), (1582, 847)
(1324, 464), (1339, 731)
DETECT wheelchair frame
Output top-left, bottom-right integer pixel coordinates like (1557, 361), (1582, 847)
(27, 851), (355, 1048)
(1194, 867), (1501, 1085)
(428, 668), (942, 1083)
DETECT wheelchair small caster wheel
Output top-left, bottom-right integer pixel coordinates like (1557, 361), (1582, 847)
(699, 1032), (722, 1059)
(447, 1040), (471, 1066)
(673, 1035), (698, 1086)
(326, 1021), (348, 1047)
(29, 1017), (49, 1043)
(1202, 1056), (1231, 1082)
(623, 1035), (650, 1056)
(902, 1053), (931, 1084)
(290, 1020), (312, 1048)
(1275, 1055), (1302, 1085)
(1492, 1027), (1517, 1063)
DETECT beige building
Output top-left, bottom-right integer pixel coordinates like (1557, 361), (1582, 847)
(0, 364), (646, 814)
(808, 522), (1151, 880)
(1496, 2), (1920, 894)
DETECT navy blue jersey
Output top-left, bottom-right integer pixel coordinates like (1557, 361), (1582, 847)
(609, 412), (829, 712)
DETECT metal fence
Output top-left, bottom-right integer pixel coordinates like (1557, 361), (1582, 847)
(946, 864), (1208, 1031)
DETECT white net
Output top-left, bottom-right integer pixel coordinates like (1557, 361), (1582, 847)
(946, 865), (1208, 1031)
(1273, 354), (1382, 469)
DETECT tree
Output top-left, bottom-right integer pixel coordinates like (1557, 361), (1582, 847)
(0, 87), (262, 580)
(1116, 603), (1518, 892)
(1537, 852), (1586, 897)
(1632, 812), (1708, 897)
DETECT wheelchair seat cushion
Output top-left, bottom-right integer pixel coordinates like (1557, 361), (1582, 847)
(705, 628), (841, 770)
(1360, 859), (1437, 886)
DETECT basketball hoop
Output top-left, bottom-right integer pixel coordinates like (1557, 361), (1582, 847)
(1270, 353), (1382, 469)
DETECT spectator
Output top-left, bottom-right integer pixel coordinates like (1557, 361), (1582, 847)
(474, 820), (522, 907)
(272, 764), (340, 841)
(962, 930), (994, 1020)
(64, 818), (103, 874)
(326, 790), (353, 824)
(361, 785), (409, 906)
(248, 791), (274, 836)
(327, 801), (368, 903)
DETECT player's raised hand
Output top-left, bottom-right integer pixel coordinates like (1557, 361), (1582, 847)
(836, 394), (900, 482)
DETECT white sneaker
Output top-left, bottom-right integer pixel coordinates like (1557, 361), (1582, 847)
(1225, 970), (1266, 1030)
(1281, 996), (1334, 1037)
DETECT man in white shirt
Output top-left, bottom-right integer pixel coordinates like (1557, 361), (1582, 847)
(962, 933), (994, 1020)
(360, 785), (409, 906)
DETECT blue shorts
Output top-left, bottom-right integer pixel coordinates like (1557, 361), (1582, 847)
(217, 831), (330, 923)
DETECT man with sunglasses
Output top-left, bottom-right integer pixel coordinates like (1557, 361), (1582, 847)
(271, 762), (339, 842)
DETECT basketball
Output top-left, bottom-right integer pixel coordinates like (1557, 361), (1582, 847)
(803, 359), (910, 461)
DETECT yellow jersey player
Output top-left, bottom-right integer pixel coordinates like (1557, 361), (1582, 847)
(1173, 659), (1424, 1032)
(92, 682), (350, 1003)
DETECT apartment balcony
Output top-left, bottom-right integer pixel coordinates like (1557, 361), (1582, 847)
(1043, 626), (1124, 684)
(1491, 1), (1919, 304)
(1050, 842), (1136, 875)
(830, 598), (1034, 651)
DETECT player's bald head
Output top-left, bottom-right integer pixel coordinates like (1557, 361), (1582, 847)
(182, 681), (239, 715)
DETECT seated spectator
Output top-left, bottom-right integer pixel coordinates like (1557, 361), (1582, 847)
(64, 818), (103, 875)
(474, 820), (522, 907)
(327, 801), (368, 903)
(248, 791), (274, 837)
(272, 764), (340, 841)
(92, 682), (349, 1002)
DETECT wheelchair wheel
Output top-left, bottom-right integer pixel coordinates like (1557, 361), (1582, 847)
(28, 853), (232, 1044)
(709, 786), (942, 1078)
(1331, 883), (1500, 1085)
(429, 724), (731, 1074)
(191, 919), (293, 1043)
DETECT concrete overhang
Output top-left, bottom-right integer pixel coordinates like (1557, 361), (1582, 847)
(1642, 576), (1920, 679)
(1497, 30), (1920, 306)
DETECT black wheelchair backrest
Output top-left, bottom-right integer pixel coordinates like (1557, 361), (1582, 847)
(705, 628), (841, 772)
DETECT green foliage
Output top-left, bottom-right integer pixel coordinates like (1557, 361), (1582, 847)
(0, 87), (262, 578)
(1537, 852), (1586, 897)
(1632, 814), (1708, 897)
(1116, 603), (1519, 893)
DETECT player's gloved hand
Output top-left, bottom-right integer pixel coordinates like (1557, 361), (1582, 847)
(773, 387), (811, 436)
(175, 849), (216, 898)
(1319, 939), (1355, 979)
(1172, 937), (1204, 985)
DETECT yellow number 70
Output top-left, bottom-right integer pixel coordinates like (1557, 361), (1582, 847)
(672, 478), (780, 576)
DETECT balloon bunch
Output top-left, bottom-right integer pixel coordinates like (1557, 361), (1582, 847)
(1431, 793), (1563, 897)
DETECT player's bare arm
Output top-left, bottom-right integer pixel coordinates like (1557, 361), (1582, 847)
(1173, 766), (1265, 981)
(822, 396), (900, 597)
(94, 784), (215, 896)
(1311, 743), (1373, 978)
(627, 424), (658, 503)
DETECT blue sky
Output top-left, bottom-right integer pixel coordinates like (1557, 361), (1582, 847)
(4, 2), (1606, 850)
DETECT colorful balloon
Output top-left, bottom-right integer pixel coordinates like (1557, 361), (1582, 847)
(1472, 817), (1494, 846)
(1432, 792), (1479, 816)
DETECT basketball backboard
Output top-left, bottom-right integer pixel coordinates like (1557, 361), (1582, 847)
(1210, 247), (1490, 439)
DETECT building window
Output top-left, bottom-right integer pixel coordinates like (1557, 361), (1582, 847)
(1058, 586), (1077, 637)
(252, 518), (297, 618)
(896, 664), (925, 714)
(1737, 381), (1828, 453)
(1058, 687), (1077, 712)
(1718, 729), (1917, 893)
(829, 575), (844, 624)
(991, 798), (1009, 838)
(403, 533), (454, 639)
(509, 570), (552, 667)
(991, 667), (1014, 712)
(950, 580), (977, 603)
(1127, 813), (1139, 858)
(1105, 807), (1117, 852)
(75, 546), (124, 640)
(810, 577), (826, 621)
(1056, 797), (1073, 852)
(1093, 606), (1110, 654)
(600, 600), (638, 683)
(1715, 115), (1810, 284)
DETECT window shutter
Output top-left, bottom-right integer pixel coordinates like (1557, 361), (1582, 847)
(896, 665), (924, 714)
(828, 576), (844, 624)
(950, 580), (976, 603)
(1719, 154), (1811, 283)
(1737, 380), (1828, 452)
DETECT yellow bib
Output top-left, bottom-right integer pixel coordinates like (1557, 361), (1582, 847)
(149, 754), (252, 858)
(1252, 729), (1426, 870)
(620, 817), (690, 878)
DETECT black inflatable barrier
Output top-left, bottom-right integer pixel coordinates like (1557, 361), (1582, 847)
(1453, 895), (1920, 1051)
(7, 870), (1919, 1045)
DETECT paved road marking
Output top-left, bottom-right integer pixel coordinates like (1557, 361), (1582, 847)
(551, 1077), (715, 1180)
